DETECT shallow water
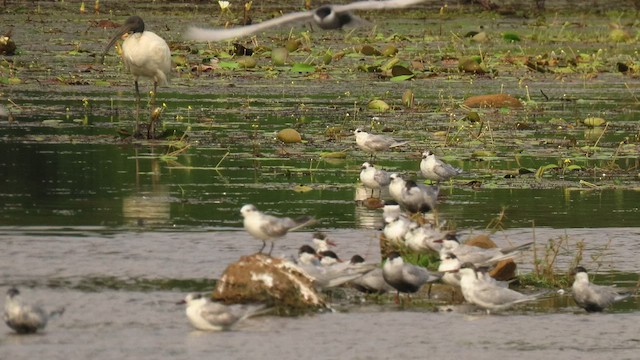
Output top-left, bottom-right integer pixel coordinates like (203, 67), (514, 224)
(1, 227), (639, 360)
(2, 1), (640, 359)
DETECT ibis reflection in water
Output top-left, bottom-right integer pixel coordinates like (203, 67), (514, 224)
(101, 16), (171, 138)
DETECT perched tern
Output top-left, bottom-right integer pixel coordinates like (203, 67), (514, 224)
(186, 0), (428, 41)
(458, 262), (546, 311)
(439, 253), (510, 288)
(354, 128), (408, 159)
(389, 173), (439, 213)
(382, 201), (402, 221)
(439, 237), (532, 265)
(297, 244), (321, 266)
(240, 204), (315, 255)
(296, 247), (377, 290)
(571, 266), (632, 312)
(382, 213), (412, 244)
(404, 222), (447, 253)
(382, 252), (442, 298)
(420, 150), (463, 183)
(319, 250), (342, 266)
(4, 288), (64, 334)
(348, 255), (395, 294)
(178, 293), (267, 331)
(360, 162), (391, 198)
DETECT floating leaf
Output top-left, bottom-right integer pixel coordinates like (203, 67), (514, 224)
(285, 39), (301, 52)
(320, 151), (347, 159)
(391, 65), (413, 77)
(360, 45), (381, 56)
(219, 61), (240, 69)
(276, 128), (302, 143)
(583, 117), (606, 127)
(390, 74), (414, 82)
(502, 32), (521, 42)
(368, 99), (390, 111)
(290, 63), (315, 73)
(381, 45), (398, 57)
(402, 89), (414, 108)
(322, 51), (332, 65)
(236, 56), (257, 68)
(292, 184), (313, 193)
(463, 94), (522, 108)
(458, 57), (484, 74)
(271, 47), (288, 66)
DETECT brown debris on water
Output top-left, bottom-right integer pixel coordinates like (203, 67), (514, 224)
(463, 93), (522, 108)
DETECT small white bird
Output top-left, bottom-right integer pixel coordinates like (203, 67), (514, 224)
(354, 128), (408, 159)
(178, 293), (267, 331)
(295, 247), (377, 290)
(382, 202), (402, 220)
(439, 253), (510, 288)
(348, 255), (395, 294)
(382, 251), (442, 298)
(382, 213), (412, 244)
(388, 173), (439, 213)
(404, 222), (447, 253)
(420, 151), (463, 183)
(571, 266), (632, 312)
(240, 204), (315, 255)
(297, 244), (321, 266)
(185, 0), (428, 41)
(457, 262), (546, 312)
(102, 16), (171, 137)
(311, 232), (337, 253)
(4, 288), (64, 334)
(318, 250), (342, 266)
(359, 162), (391, 198)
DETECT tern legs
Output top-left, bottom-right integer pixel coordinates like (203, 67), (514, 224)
(257, 240), (275, 256)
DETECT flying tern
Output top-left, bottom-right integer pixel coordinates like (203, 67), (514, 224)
(186, 0), (428, 41)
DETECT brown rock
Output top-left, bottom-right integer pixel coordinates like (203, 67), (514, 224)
(464, 234), (517, 280)
(213, 254), (326, 313)
(463, 93), (522, 108)
(464, 234), (496, 249)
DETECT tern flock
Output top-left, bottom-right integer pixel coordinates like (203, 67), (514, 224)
(4, 0), (637, 336)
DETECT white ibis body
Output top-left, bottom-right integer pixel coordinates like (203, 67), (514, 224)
(102, 16), (171, 136)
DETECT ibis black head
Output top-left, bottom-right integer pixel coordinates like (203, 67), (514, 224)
(101, 16), (146, 64)
(350, 255), (365, 264)
(123, 16), (145, 33)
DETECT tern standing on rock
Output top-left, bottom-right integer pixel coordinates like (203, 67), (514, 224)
(420, 151), (463, 183)
(240, 204), (315, 255)
(354, 128), (408, 160)
(4, 288), (64, 334)
(178, 293), (267, 331)
(571, 266), (632, 312)
(185, 0), (428, 41)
